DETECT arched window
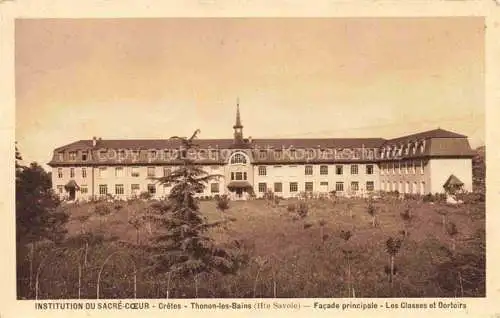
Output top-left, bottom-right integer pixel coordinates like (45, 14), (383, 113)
(230, 152), (247, 164)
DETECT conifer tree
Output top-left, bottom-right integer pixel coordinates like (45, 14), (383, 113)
(149, 130), (238, 279)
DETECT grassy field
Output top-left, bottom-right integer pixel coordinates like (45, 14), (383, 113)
(18, 195), (485, 299)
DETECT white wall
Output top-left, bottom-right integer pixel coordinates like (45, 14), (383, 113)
(428, 158), (473, 193)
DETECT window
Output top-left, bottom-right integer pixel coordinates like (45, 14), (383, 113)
(163, 167), (171, 177)
(98, 167), (107, 178)
(163, 150), (172, 160)
(366, 181), (374, 192)
(70, 168), (75, 178)
(69, 151), (77, 160)
(290, 148), (296, 158)
(335, 182), (344, 192)
(211, 183), (219, 193)
(117, 150), (126, 160)
(420, 141), (425, 153)
(58, 153), (64, 161)
(57, 168), (63, 178)
(350, 165), (358, 175)
(320, 165), (328, 175)
(274, 182), (283, 193)
(131, 167), (140, 177)
(305, 182), (313, 192)
(147, 184), (156, 195)
(335, 165), (343, 175)
(115, 167), (124, 177)
(274, 149), (283, 159)
(351, 181), (359, 191)
(366, 165), (374, 175)
(420, 160), (424, 174)
(131, 184), (140, 194)
(259, 150), (267, 159)
(289, 182), (298, 192)
(231, 172), (235, 180)
(57, 185), (64, 194)
(210, 150), (218, 159)
(235, 172), (242, 180)
(82, 167), (87, 178)
(149, 150), (157, 159)
(320, 181), (328, 186)
(82, 151), (88, 161)
(258, 183), (267, 193)
(305, 165), (313, 175)
(413, 182), (418, 194)
(147, 167), (156, 177)
(99, 184), (108, 195)
(230, 153), (247, 164)
(258, 166), (267, 176)
(81, 185), (88, 194)
(115, 184), (124, 195)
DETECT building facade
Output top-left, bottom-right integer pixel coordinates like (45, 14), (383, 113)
(48, 104), (475, 201)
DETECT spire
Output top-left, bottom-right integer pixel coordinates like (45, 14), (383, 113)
(233, 97), (242, 129)
(233, 98), (244, 143)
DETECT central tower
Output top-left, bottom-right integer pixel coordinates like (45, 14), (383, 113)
(233, 98), (244, 144)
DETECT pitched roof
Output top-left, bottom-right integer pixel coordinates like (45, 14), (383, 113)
(385, 128), (467, 144)
(443, 174), (464, 188)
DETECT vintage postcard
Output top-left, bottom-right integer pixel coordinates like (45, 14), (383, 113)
(1, 0), (499, 317)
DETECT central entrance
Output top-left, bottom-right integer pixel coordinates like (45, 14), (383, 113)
(226, 151), (253, 200)
(227, 180), (253, 200)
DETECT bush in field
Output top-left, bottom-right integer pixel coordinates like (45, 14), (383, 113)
(296, 202), (308, 219)
(149, 130), (238, 287)
(216, 194), (230, 213)
(287, 203), (296, 212)
(367, 201), (377, 227)
(446, 222), (459, 252)
(139, 191), (152, 200)
(94, 204), (112, 229)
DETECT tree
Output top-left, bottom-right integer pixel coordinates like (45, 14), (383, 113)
(148, 130), (238, 285)
(16, 161), (68, 245)
(16, 146), (68, 296)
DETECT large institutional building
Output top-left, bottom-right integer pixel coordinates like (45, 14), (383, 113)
(49, 104), (475, 201)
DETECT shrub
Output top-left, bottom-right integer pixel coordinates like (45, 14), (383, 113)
(297, 202), (308, 219)
(287, 203), (296, 212)
(139, 191), (152, 200)
(216, 194), (230, 212)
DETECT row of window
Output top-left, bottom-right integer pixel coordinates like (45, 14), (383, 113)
(258, 181), (375, 193)
(380, 161), (424, 175)
(257, 164), (374, 176)
(57, 183), (222, 196)
(380, 140), (426, 159)
(58, 164), (376, 179)
(381, 180), (425, 194)
(57, 166), (173, 179)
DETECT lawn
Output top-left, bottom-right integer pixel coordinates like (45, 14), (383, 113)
(17, 195), (485, 299)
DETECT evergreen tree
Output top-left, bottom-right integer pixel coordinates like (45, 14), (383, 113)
(149, 130), (238, 278)
(16, 153), (68, 245)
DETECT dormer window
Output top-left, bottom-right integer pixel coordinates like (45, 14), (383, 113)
(58, 152), (64, 161)
(420, 140), (426, 153)
(259, 150), (267, 159)
(274, 149), (282, 159)
(82, 151), (88, 161)
(69, 151), (77, 160)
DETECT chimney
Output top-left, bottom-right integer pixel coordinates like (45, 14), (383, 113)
(92, 136), (97, 147)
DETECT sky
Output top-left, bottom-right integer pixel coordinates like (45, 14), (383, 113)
(15, 17), (485, 169)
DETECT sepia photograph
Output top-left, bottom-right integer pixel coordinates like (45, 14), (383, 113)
(14, 17), (485, 301)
